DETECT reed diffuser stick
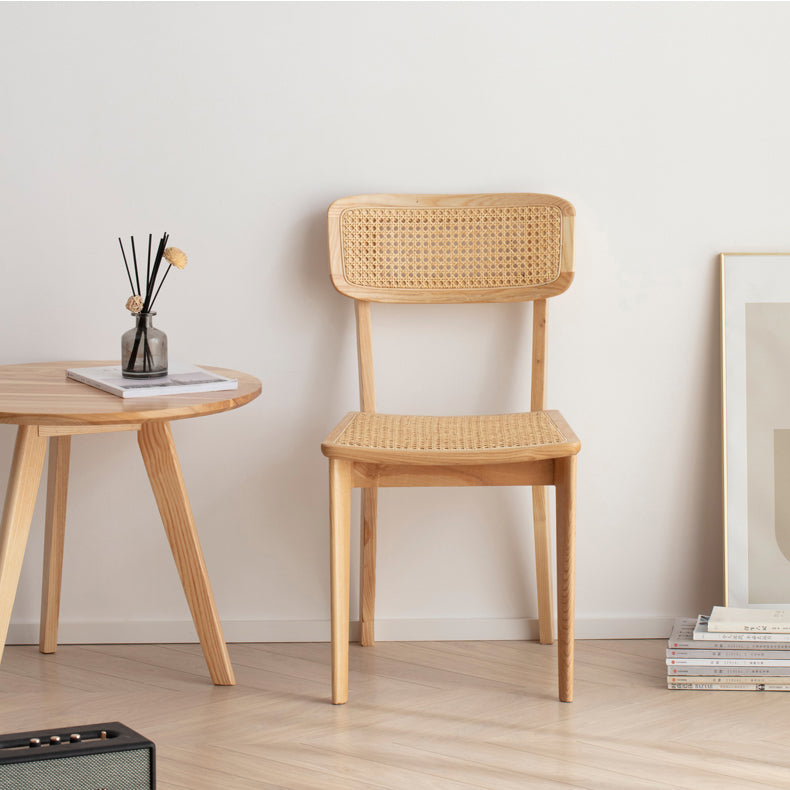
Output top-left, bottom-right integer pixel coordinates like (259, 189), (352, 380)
(142, 232), (168, 313)
(146, 234), (152, 298)
(148, 265), (173, 311)
(118, 238), (136, 296)
(131, 236), (141, 296)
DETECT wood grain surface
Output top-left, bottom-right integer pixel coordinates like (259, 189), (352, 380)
(0, 361), (261, 425)
(39, 436), (70, 654)
(138, 421), (236, 685)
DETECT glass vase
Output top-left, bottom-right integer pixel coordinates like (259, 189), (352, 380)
(122, 312), (168, 378)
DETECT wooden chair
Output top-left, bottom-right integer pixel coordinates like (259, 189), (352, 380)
(321, 193), (580, 703)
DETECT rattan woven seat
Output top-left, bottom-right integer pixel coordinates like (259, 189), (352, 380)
(323, 410), (579, 465)
(321, 193), (580, 706)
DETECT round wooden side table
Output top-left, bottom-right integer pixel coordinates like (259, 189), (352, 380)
(0, 361), (261, 685)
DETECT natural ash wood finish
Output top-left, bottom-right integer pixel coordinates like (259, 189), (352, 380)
(322, 193), (580, 704)
(531, 297), (554, 645)
(355, 302), (376, 413)
(359, 488), (377, 647)
(532, 486), (554, 645)
(0, 361), (261, 426)
(39, 436), (70, 654)
(38, 423), (141, 436)
(530, 300), (548, 413)
(0, 361), (261, 683)
(329, 459), (352, 703)
(351, 460), (556, 489)
(355, 301), (378, 647)
(0, 426), (47, 665)
(138, 421), (235, 686)
(555, 455), (576, 702)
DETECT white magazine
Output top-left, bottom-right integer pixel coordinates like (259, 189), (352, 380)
(67, 363), (238, 398)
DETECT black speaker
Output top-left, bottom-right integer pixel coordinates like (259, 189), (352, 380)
(0, 722), (155, 789)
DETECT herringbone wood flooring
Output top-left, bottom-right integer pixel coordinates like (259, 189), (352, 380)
(1, 639), (789, 788)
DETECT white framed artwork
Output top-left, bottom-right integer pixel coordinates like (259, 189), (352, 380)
(722, 253), (790, 608)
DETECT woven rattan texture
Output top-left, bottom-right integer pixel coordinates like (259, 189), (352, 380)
(340, 206), (563, 290)
(333, 412), (566, 453)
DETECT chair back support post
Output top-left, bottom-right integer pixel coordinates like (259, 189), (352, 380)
(355, 301), (376, 413)
(531, 299), (548, 411)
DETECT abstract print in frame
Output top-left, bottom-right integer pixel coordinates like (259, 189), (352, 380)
(722, 253), (790, 608)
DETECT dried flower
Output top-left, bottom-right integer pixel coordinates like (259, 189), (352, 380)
(163, 247), (187, 270)
(125, 294), (144, 313)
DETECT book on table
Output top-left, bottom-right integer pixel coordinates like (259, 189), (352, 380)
(67, 364), (238, 398)
(665, 617), (790, 691)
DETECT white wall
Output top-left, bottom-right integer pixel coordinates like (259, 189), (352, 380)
(0, 1), (786, 643)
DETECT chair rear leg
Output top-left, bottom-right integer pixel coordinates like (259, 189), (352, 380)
(555, 456), (576, 703)
(359, 487), (377, 646)
(532, 485), (555, 645)
(330, 459), (352, 704)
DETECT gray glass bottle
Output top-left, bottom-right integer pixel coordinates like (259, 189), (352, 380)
(122, 312), (168, 378)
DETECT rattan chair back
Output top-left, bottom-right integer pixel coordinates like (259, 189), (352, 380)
(328, 193), (575, 303)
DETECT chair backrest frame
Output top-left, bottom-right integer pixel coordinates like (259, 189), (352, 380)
(328, 193), (575, 304)
(328, 193), (575, 415)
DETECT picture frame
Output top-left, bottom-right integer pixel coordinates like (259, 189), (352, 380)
(722, 252), (790, 608)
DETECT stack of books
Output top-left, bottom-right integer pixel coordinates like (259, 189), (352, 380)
(667, 607), (790, 691)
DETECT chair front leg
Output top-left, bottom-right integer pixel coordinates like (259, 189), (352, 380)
(555, 455), (576, 703)
(329, 458), (352, 704)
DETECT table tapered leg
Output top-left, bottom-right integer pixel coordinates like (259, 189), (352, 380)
(0, 425), (47, 664)
(39, 436), (70, 653)
(138, 421), (235, 685)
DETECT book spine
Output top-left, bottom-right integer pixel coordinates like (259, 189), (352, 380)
(668, 666), (790, 676)
(66, 370), (119, 397)
(667, 657), (790, 667)
(708, 623), (790, 634)
(669, 675), (790, 684)
(667, 649), (790, 659)
(122, 379), (237, 399)
(669, 637), (790, 650)
(692, 629), (790, 644)
(670, 684), (790, 691)
(666, 619), (699, 648)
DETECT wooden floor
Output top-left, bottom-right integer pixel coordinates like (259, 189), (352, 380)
(2, 639), (790, 788)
